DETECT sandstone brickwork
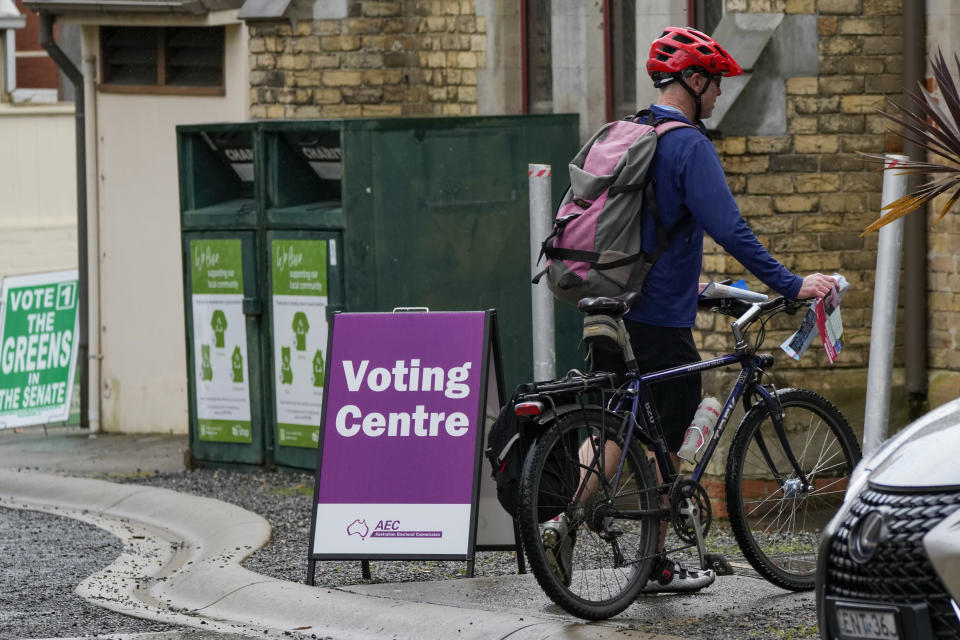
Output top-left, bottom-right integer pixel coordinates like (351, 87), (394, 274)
(248, 1), (485, 119)
(695, 0), (905, 395)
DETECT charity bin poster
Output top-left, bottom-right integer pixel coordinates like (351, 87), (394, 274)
(190, 239), (252, 443)
(310, 312), (490, 558)
(271, 239), (329, 448)
(0, 270), (79, 429)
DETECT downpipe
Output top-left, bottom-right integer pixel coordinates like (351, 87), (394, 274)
(902, 1), (927, 419)
(38, 13), (89, 429)
(82, 46), (100, 432)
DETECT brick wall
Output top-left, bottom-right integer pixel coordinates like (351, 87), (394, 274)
(248, 1), (485, 119)
(695, 0), (905, 427)
(928, 184), (960, 403)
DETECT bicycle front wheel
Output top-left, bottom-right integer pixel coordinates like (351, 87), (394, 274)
(517, 407), (659, 620)
(725, 388), (860, 590)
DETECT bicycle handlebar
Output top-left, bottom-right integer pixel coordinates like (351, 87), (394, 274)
(700, 294), (811, 319)
(699, 295), (813, 350)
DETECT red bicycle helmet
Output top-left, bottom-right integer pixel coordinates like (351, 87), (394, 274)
(646, 27), (743, 80)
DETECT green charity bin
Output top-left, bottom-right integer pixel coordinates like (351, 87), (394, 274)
(261, 121), (346, 469)
(178, 123), (259, 230)
(178, 123), (268, 466)
(181, 231), (268, 466)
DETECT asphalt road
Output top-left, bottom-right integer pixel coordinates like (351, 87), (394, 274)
(0, 506), (214, 640)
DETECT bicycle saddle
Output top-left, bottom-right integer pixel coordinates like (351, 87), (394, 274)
(577, 292), (638, 316)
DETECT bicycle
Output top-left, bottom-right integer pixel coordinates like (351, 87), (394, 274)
(513, 289), (861, 620)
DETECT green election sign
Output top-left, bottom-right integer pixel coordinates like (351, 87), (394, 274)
(0, 270), (79, 429)
(271, 239), (329, 449)
(190, 239), (252, 443)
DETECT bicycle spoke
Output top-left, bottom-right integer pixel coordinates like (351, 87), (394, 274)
(518, 408), (658, 620)
(726, 391), (859, 590)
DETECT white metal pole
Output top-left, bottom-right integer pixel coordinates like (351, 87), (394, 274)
(863, 154), (909, 457)
(529, 164), (555, 381)
(4, 31), (15, 96)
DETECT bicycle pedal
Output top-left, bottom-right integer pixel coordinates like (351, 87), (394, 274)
(704, 552), (734, 576)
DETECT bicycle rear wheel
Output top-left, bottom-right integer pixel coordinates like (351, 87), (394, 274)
(725, 388), (860, 590)
(517, 407), (659, 620)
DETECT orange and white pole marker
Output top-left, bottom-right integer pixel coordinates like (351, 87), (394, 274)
(529, 163), (555, 381)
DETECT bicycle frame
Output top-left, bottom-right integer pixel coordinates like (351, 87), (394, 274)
(608, 350), (811, 498)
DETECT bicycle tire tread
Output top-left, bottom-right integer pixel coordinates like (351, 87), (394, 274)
(724, 388), (860, 591)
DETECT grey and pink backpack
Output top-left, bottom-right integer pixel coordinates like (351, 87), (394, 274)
(534, 111), (695, 306)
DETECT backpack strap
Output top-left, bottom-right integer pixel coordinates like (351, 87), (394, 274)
(635, 108), (708, 137)
(633, 109), (658, 126)
(645, 180), (691, 265)
(644, 115), (697, 256)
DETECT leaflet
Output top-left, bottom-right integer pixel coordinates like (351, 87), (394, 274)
(780, 274), (849, 362)
(815, 283), (844, 364)
(781, 305), (820, 360)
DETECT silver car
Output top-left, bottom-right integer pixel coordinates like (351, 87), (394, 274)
(817, 397), (960, 639)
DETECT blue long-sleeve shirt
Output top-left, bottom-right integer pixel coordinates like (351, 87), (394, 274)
(626, 104), (803, 327)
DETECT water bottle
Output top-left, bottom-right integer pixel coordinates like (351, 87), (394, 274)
(678, 396), (722, 463)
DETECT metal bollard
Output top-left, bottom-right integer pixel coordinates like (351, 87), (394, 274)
(529, 164), (555, 381)
(863, 154), (908, 457)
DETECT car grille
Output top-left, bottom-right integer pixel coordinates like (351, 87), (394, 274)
(825, 487), (960, 638)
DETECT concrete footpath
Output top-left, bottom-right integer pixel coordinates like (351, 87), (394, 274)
(0, 427), (813, 640)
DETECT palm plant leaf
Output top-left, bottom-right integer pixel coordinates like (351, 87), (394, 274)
(860, 49), (960, 234)
(863, 177), (960, 233)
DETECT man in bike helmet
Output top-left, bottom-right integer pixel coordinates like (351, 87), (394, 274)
(545, 26), (836, 595)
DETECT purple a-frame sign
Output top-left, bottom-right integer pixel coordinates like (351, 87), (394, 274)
(307, 310), (515, 582)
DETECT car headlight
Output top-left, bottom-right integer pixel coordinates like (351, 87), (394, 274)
(843, 400), (958, 503)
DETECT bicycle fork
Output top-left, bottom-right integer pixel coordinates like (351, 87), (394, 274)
(751, 384), (812, 493)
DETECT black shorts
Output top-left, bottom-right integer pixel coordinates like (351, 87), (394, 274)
(590, 322), (701, 452)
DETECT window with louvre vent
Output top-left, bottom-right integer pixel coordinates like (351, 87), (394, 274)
(100, 26), (224, 95)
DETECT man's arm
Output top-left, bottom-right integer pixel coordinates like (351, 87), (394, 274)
(680, 139), (804, 298)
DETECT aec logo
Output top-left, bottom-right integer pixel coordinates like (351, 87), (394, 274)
(346, 518), (369, 539)
(346, 519), (404, 540)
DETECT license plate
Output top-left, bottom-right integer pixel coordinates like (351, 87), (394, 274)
(836, 605), (899, 639)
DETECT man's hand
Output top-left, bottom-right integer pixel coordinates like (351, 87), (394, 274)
(797, 273), (836, 299)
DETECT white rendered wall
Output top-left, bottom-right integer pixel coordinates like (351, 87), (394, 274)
(91, 21), (249, 434)
(0, 105), (77, 278)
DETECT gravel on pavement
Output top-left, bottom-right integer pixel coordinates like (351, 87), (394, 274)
(2, 437), (820, 640)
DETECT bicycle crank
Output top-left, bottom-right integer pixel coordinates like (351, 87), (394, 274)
(669, 479), (713, 571)
(668, 479), (712, 545)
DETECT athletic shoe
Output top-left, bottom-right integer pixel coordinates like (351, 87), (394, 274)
(541, 514), (575, 587)
(642, 555), (715, 593)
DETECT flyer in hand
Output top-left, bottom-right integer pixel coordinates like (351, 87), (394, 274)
(815, 284), (844, 364)
(780, 274), (848, 363)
